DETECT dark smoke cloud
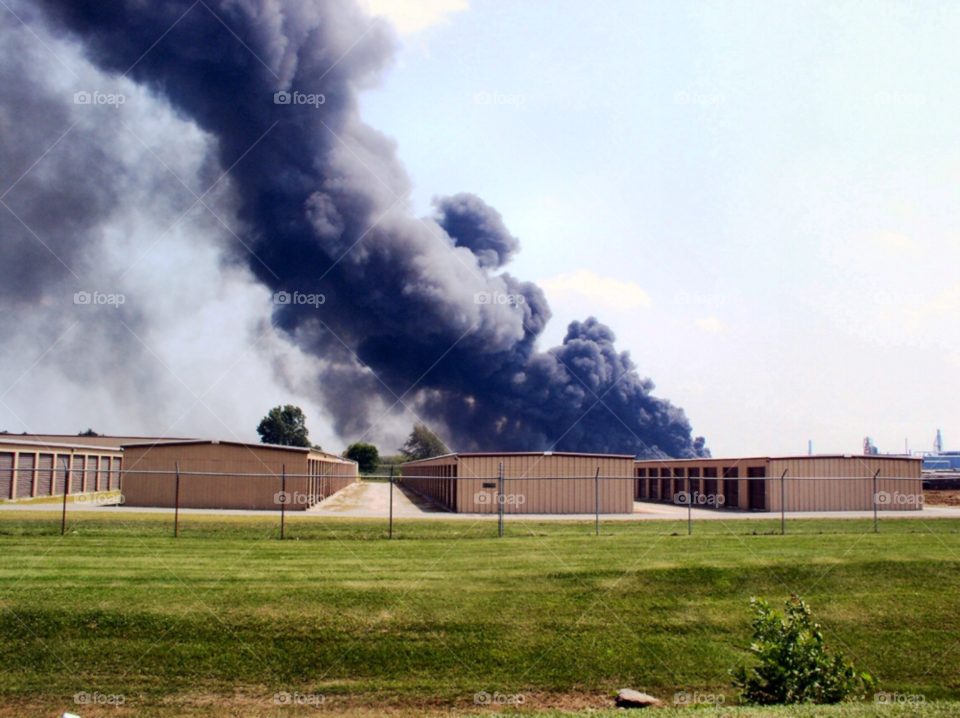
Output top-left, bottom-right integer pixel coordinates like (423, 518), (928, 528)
(0, 8), (172, 420)
(33, 0), (708, 458)
(434, 193), (519, 270)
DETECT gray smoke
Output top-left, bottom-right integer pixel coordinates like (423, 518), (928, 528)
(26, 0), (707, 458)
(435, 193), (519, 270)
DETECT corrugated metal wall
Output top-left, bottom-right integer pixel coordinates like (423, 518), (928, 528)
(634, 456), (923, 512)
(399, 458), (458, 511)
(121, 443), (359, 511)
(402, 454), (634, 514)
(768, 457), (922, 512)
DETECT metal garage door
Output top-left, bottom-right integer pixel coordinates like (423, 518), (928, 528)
(86, 456), (98, 492)
(36, 454), (54, 496)
(16, 453), (34, 498)
(0, 453), (13, 500)
(55, 455), (70, 494)
(102, 457), (113, 490)
(73, 455), (85, 492)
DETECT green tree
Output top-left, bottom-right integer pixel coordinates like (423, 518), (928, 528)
(731, 596), (872, 704)
(399, 424), (449, 461)
(78, 428), (100, 437)
(344, 442), (380, 473)
(256, 405), (312, 448)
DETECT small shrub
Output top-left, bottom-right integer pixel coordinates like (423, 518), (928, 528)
(731, 595), (872, 704)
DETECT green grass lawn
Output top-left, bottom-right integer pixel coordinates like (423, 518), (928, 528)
(1, 511), (959, 716)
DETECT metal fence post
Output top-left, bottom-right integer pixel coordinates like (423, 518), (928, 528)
(61, 462), (69, 536)
(595, 467), (600, 536)
(389, 466), (394, 540)
(780, 470), (787, 535)
(174, 462), (180, 538)
(873, 469), (880, 533)
(498, 462), (504, 538)
(281, 464), (286, 540)
(687, 477), (692, 535)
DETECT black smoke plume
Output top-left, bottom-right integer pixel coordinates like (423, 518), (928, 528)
(34, 0), (708, 458)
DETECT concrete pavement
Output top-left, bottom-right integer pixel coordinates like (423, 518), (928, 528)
(2, 482), (959, 521)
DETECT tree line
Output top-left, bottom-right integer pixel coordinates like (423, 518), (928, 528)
(256, 404), (449, 474)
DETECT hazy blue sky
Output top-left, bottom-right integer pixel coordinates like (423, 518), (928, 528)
(357, 0), (960, 456)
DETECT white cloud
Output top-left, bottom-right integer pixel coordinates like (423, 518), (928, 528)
(538, 269), (651, 311)
(694, 316), (725, 334)
(358, 0), (469, 35)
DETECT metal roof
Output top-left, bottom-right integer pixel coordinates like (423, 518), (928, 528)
(633, 454), (922, 462)
(0, 437), (121, 453)
(402, 451), (637, 465)
(120, 439), (356, 463)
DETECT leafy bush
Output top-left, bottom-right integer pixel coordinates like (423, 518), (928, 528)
(731, 595), (872, 704)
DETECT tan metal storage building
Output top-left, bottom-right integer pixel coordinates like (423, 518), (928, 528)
(401, 452), (635, 514)
(634, 455), (923, 512)
(121, 440), (358, 511)
(0, 436), (124, 499)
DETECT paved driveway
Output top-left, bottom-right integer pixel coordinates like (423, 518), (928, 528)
(2, 483), (959, 521)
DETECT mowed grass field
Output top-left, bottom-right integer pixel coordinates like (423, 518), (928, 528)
(0, 510), (959, 716)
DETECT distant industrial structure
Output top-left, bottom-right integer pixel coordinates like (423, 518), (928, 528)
(922, 430), (960, 475)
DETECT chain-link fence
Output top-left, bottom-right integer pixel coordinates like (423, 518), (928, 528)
(9, 465), (939, 538)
